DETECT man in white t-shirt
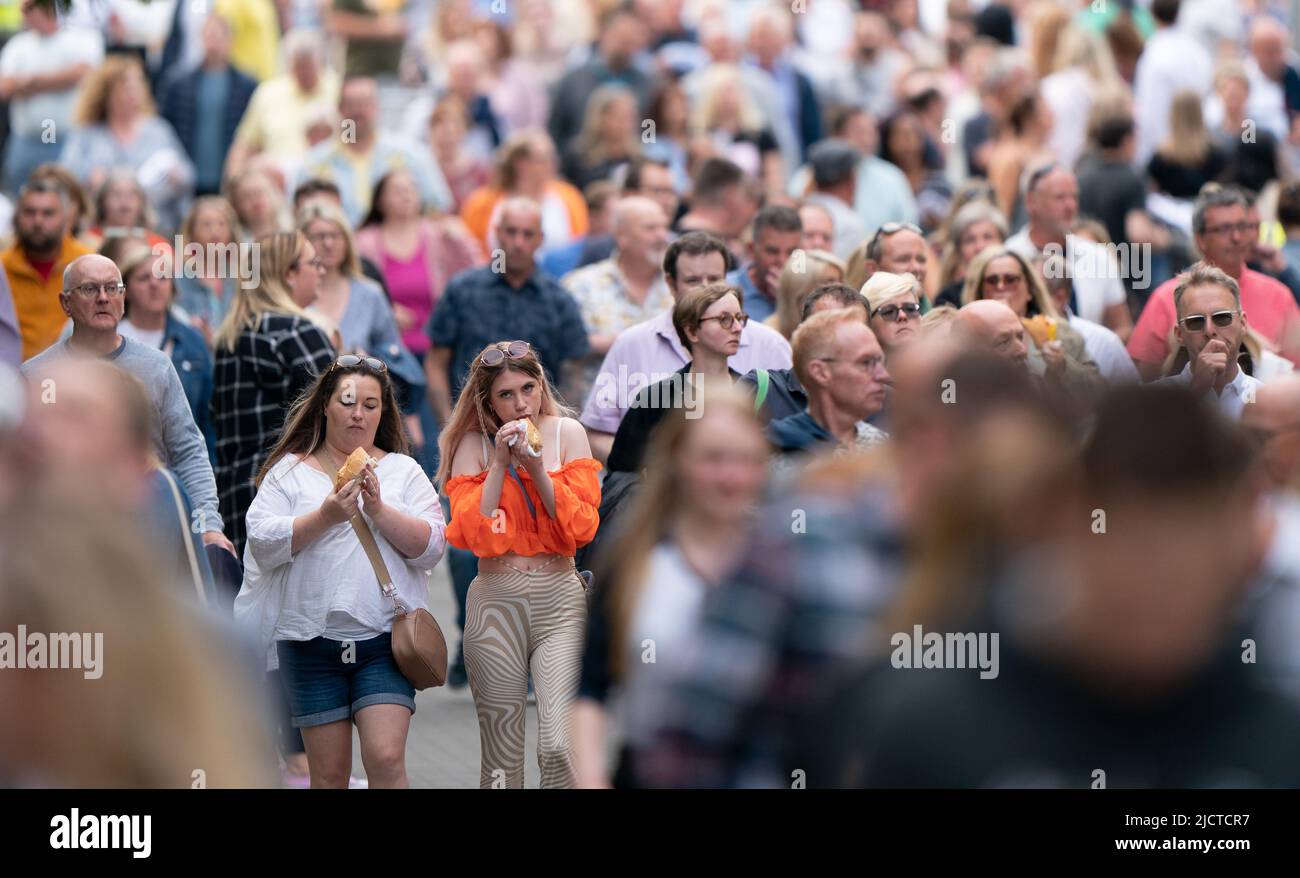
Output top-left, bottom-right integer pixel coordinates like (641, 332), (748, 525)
(0, 1), (104, 193)
(1006, 162), (1133, 343)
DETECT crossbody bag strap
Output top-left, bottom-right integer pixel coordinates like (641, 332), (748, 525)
(159, 467), (208, 608)
(315, 451), (407, 615)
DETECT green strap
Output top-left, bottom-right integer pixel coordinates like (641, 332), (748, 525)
(754, 368), (770, 413)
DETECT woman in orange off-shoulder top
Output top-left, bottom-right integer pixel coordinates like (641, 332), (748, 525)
(435, 339), (601, 788)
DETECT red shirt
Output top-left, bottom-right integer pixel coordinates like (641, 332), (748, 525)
(1127, 266), (1300, 365)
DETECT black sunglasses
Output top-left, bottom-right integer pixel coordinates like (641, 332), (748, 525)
(872, 302), (921, 322)
(1180, 310), (1238, 332)
(330, 354), (387, 373)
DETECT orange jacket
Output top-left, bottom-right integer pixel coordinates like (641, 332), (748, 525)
(459, 180), (589, 250)
(4, 236), (94, 361)
(445, 458), (601, 558)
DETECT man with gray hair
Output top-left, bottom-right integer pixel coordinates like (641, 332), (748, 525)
(1005, 162), (1132, 341)
(224, 29), (341, 178)
(21, 254), (234, 557)
(802, 139), (867, 261)
(562, 196), (672, 404)
(1129, 183), (1300, 381)
(1153, 262), (1261, 419)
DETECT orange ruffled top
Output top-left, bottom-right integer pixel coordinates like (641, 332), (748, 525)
(444, 458), (602, 558)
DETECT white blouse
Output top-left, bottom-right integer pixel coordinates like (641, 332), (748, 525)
(234, 452), (447, 669)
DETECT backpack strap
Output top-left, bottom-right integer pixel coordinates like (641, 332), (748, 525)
(753, 368), (770, 413)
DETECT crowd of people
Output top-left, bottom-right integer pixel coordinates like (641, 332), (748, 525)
(4, 0), (1300, 789)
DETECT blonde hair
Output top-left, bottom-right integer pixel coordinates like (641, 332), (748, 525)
(960, 245), (1060, 319)
(1028, 1), (1072, 80)
(0, 486), (274, 786)
(772, 249), (844, 340)
(434, 342), (574, 487)
(213, 232), (316, 352)
(599, 382), (763, 680)
(574, 85), (641, 165)
(181, 196), (243, 248)
(1158, 90), (1212, 167)
(296, 202), (361, 277)
(74, 54), (154, 126)
(860, 271), (920, 314)
(843, 240), (873, 291)
(690, 64), (764, 134)
(493, 129), (552, 192)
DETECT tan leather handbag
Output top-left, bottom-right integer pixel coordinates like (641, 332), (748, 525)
(319, 452), (448, 689)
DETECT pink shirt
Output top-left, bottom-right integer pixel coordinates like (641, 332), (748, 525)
(382, 240), (434, 356)
(580, 310), (793, 434)
(1127, 267), (1300, 365)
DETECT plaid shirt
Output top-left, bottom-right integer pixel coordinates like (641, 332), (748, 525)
(426, 266), (590, 402)
(632, 463), (905, 788)
(212, 313), (335, 554)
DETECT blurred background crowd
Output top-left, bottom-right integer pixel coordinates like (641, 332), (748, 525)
(4, 0), (1300, 788)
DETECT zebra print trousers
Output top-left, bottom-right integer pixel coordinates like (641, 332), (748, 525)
(463, 565), (587, 788)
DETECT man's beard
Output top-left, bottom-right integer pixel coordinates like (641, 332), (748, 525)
(17, 227), (59, 253)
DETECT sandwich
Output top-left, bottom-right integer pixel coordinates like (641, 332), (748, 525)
(1022, 314), (1058, 347)
(334, 446), (378, 490)
(506, 418), (544, 457)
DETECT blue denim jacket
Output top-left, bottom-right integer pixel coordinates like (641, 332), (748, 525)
(164, 310), (217, 466)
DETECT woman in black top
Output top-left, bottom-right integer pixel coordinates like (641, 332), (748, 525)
(212, 231), (336, 554)
(605, 282), (745, 474)
(1147, 90), (1228, 200)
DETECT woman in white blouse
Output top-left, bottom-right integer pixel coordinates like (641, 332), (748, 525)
(235, 355), (446, 789)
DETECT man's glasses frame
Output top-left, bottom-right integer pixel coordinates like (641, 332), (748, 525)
(64, 282), (126, 299)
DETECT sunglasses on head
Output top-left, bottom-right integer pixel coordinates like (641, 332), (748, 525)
(479, 340), (531, 366)
(329, 354), (387, 374)
(1180, 310), (1238, 332)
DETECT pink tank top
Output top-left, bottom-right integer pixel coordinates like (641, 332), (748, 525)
(382, 234), (435, 356)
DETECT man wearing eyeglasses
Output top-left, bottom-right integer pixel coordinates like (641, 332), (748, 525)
(1129, 184), (1300, 381)
(1152, 264), (1260, 419)
(21, 254), (235, 557)
(766, 307), (891, 455)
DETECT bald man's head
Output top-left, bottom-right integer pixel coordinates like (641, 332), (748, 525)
(61, 254), (125, 335)
(958, 299), (1029, 366)
(613, 196), (670, 268)
(1250, 18), (1288, 79)
(494, 197), (544, 274)
(1243, 373), (1300, 489)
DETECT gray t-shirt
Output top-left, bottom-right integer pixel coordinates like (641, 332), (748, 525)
(22, 335), (222, 533)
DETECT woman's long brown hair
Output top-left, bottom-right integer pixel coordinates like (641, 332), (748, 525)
(256, 363), (410, 487)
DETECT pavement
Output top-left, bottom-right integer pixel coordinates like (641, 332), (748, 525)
(348, 562), (543, 788)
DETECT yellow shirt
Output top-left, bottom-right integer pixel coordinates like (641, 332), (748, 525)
(233, 69), (342, 162)
(216, 0), (281, 83)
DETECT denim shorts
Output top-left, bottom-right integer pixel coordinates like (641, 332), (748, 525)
(276, 633), (416, 728)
